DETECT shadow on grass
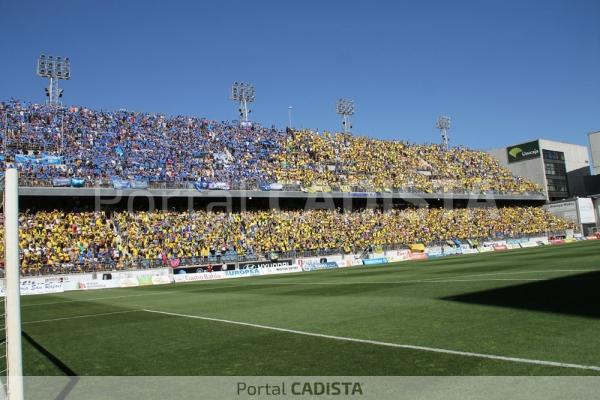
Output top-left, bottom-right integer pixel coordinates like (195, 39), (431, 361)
(441, 271), (600, 318)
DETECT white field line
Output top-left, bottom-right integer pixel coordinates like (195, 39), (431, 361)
(143, 309), (600, 372)
(22, 309), (141, 324)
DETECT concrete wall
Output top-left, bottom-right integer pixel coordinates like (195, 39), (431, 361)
(595, 198), (600, 229)
(487, 146), (548, 199)
(538, 140), (590, 173)
(488, 139), (591, 201)
(589, 131), (600, 176)
(539, 139), (591, 197)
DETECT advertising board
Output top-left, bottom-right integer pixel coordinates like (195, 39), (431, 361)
(507, 140), (541, 163)
(362, 258), (388, 265)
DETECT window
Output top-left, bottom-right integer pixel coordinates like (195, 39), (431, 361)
(543, 150), (565, 161)
(544, 161), (566, 176)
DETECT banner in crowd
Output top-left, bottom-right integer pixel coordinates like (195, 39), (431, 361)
(15, 154), (64, 165)
(193, 181), (209, 191)
(112, 179), (131, 189)
(52, 177), (72, 187)
(208, 182), (230, 190)
(260, 183), (283, 191)
(362, 257), (388, 265)
(130, 180), (149, 189)
(71, 178), (86, 187)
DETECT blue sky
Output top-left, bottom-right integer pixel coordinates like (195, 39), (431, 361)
(1, 0), (599, 149)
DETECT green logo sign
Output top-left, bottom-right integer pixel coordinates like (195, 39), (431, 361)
(508, 147), (522, 158)
(507, 140), (540, 163)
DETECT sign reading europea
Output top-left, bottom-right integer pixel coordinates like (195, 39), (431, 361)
(506, 140), (541, 163)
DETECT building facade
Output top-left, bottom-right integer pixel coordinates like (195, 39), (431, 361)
(487, 139), (591, 201)
(589, 131), (600, 176)
(543, 197), (597, 236)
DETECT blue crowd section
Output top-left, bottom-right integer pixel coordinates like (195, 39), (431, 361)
(1, 100), (283, 189)
(1, 99), (541, 194)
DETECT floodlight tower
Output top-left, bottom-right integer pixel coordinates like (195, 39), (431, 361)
(436, 115), (451, 151)
(230, 82), (255, 124)
(37, 54), (71, 106)
(336, 98), (354, 133)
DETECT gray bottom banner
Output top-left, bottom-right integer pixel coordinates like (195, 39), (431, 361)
(12, 377), (600, 400)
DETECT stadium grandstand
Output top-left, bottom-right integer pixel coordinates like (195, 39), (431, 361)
(1, 99), (542, 194)
(2, 2), (600, 397)
(0, 100), (574, 276)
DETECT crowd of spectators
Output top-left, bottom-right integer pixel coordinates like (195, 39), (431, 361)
(269, 130), (539, 193)
(1, 211), (117, 275)
(0, 207), (572, 274)
(1, 100), (541, 193)
(1, 100), (283, 187)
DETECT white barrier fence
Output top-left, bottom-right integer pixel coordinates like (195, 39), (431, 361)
(0, 268), (172, 296)
(3, 234), (596, 296)
(173, 264), (304, 283)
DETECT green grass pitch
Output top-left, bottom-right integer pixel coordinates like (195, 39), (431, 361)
(20, 240), (600, 376)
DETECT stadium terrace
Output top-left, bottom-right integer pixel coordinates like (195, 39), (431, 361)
(1, 100), (542, 194)
(0, 100), (577, 277)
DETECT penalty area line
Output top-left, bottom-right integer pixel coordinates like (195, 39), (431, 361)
(142, 308), (600, 373)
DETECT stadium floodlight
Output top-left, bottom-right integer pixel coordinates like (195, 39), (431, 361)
(37, 54), (71, 106)
(230, 82), (255, 125)
(336, 98), (354, 133)
(436, 115), (451, 151)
